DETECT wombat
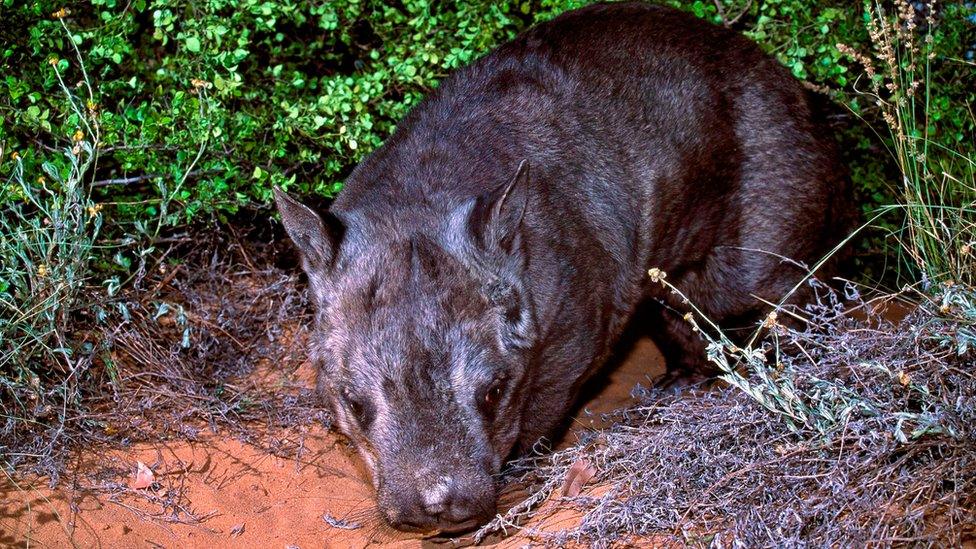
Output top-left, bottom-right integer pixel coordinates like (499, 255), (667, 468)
(274, 1), (849, 534)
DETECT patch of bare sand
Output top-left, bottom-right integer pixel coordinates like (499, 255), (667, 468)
(0, 337), (666, 548)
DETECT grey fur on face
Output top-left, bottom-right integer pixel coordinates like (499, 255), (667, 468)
(274, 164), (534, 531)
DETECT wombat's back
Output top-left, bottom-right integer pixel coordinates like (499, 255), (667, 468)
(333, 1), (849, 371)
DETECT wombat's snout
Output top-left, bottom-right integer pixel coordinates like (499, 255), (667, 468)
(383, 475), (494, 533)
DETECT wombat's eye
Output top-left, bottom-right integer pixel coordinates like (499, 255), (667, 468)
(343, 391), (374, 428)
(481, 378), (504, 412)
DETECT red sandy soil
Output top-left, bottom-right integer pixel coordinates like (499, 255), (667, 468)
(1, 339), (666, 548)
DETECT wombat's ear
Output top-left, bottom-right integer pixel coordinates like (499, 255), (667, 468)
(273, 186), (344, 271)
(469, 160), (530, 254)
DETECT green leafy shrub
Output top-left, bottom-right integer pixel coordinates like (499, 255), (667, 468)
(1, 21), (103, 451)
(1, 0), (536, 230)
(3, 1), (971, 231)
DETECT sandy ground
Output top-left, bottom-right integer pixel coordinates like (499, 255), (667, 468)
(1, 338), (666, 548)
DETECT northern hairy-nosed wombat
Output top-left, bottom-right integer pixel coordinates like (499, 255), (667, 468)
(274, 1), (850, 534)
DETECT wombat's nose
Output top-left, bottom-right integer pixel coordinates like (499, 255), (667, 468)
(420, 481), (451, 516)
(420, 477), (482, 523)
(382, 471), (494, 533)
(392, 477), (489, 532)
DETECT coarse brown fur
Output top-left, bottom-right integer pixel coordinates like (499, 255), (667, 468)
(275, 2), (851, 534)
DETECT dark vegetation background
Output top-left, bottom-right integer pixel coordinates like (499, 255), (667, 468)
(3, 1), (973, 227)
(1, 1), (975, 543)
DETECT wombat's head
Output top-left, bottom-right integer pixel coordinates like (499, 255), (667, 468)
(274, 163), (535, 534)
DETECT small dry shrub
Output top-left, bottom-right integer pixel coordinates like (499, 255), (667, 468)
(475, 282), (976, 547)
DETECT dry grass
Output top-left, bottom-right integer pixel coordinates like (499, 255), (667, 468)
(475, 282), (976, 547)
(1, 234), (331, 481)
